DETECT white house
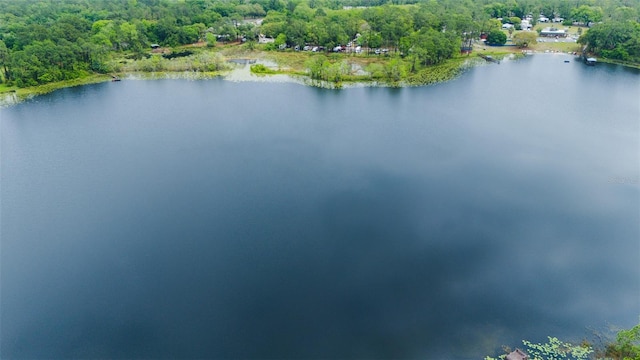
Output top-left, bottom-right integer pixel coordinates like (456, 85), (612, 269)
(258, 34), (274, 44)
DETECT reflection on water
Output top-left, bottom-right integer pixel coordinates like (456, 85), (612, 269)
(223, 58), (301, 84)
(1, 55), (638, 360)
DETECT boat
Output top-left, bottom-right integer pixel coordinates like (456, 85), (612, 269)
(111, 75), (121, 81)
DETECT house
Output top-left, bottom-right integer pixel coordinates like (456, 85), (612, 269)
(258, 34), (275, 44)
(540, 27), (567, 37)
(502, 23), (514, 29)
(521, 20), (532, 30)
(506, 349), (529, 360)
(538, 16), (550, 22)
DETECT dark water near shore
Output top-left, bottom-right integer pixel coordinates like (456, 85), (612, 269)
(2, 55), (639, 359)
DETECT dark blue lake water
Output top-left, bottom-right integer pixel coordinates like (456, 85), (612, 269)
(1, 54), (639, 359)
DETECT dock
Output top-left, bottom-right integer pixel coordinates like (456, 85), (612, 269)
(478, 54), (500, 64)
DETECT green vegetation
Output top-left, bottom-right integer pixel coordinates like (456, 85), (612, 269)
(487, 30), (508, 46)
(513, 31), (538, 48)
(0, 74), (112, 106)
(0, 0), (638, 94)
(578, 22), (640, 63)
(485, 322), (640, 360)
(250, 63), (278, 74)
(602, 323), (640, 360)
(116, 51), (227, 73)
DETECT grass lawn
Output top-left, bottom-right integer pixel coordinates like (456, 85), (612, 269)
(483, 26), (585, 55)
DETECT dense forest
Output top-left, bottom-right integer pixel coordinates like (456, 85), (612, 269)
(0, 0), (639, 87)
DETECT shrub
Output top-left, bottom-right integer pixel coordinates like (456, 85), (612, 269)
(486, 30), (507, 45)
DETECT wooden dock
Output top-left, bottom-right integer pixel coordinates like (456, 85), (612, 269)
(478, 54), (500, 64)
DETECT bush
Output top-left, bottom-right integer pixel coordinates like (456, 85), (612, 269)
(250, 64), (277, 74)
(513, 31), (538, 47)
(486, 30), (507, 45)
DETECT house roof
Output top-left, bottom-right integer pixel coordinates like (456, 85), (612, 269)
(506, 349), (529, 360)
(541, 27), (566, 34)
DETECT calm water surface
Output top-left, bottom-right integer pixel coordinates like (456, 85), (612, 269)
(2, 54), (639, 359)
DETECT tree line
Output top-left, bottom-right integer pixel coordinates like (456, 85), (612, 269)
(0, 0), (638, 87)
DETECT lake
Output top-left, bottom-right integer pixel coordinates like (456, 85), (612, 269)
(1, 54), (638, 359)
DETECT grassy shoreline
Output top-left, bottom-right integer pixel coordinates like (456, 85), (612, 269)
(2, 42), (637, 107)
(0, 74), (113, 107)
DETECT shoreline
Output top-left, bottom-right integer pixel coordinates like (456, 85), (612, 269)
(1, 50), (636, 108)
(0, 74), (113, 108)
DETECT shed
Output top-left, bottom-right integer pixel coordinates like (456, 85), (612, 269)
(506, 348), (529, 360)
(540, 27), (567, 37)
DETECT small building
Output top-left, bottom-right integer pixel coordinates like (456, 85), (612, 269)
(538, 16), (550, 22)
(502, 23), (514, 29)
(150, 44), (160, 49)
(258, 34), (275, 44)
(521, 20), (532, 30)
(506, 349), (529, 360)
(540, 27), (567, 37)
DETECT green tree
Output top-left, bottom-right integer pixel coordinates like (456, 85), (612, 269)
(512, 31), (537, 47)
(578, 21), (640, 62)
(274, 33), (287, 49)
(605, 323), (640, 360)
(0, 40), (10, 82)
(305, 55), (327, 79)
(205, 32), (217, 47)
(486, 29), (507, 45)
(384, 58), (406, 83)
(570, 5), (604, 24)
